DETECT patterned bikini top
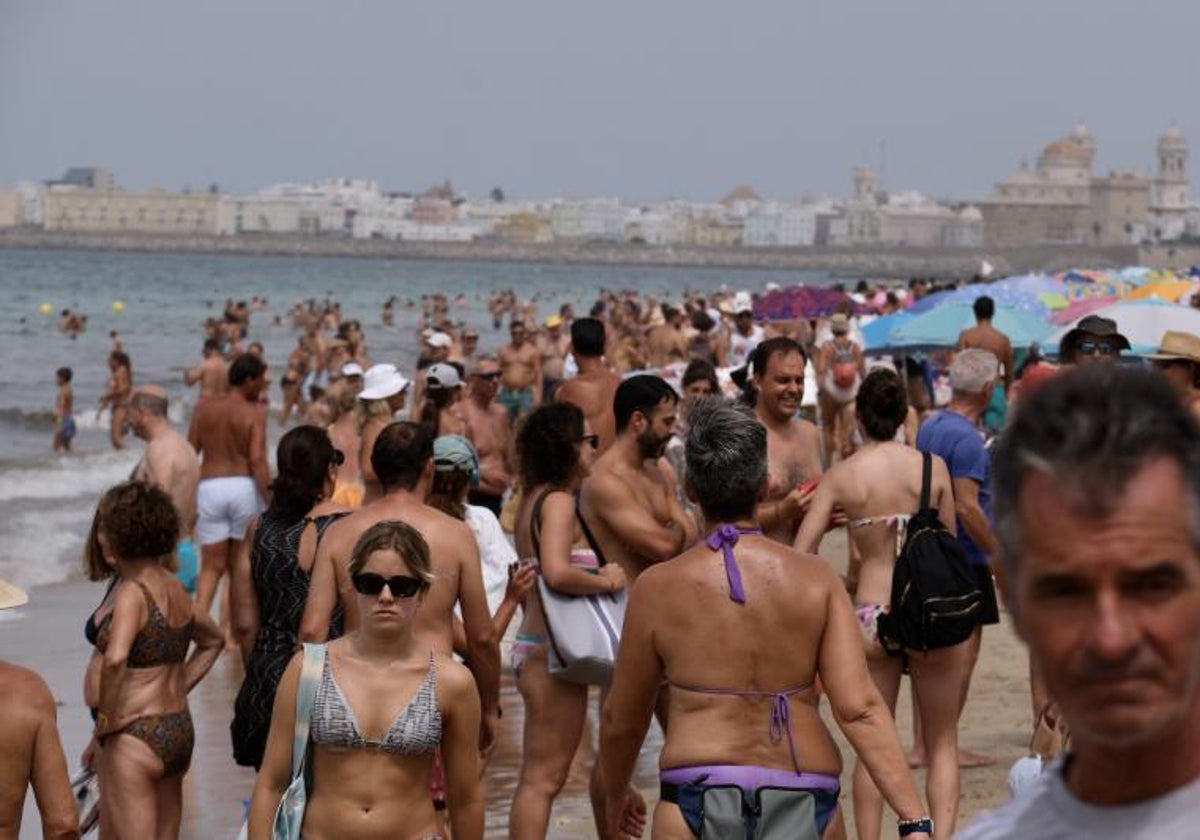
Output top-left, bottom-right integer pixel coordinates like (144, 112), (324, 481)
(94, 579), (193, 668)
(310, 652), (442, 756)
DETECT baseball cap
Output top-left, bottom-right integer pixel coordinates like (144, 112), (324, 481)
(433, 434), (480, 486)
(425, 362), (463, 390)
(426, 332), (453, 349)
(341, 361), (365, 377)
(358, 363), (410, 400)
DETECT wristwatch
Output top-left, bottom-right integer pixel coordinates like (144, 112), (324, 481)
(898, 817), (934, 837)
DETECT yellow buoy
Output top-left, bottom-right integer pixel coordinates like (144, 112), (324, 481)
(39, 302), (53, 316)
(112, 301), (126, 313)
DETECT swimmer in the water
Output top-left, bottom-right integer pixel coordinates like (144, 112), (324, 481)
(53, 367), (75, 453)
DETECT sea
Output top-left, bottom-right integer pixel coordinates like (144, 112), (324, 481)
(0, 248), (823, 590)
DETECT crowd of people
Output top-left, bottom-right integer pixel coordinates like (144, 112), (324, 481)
(6, 277), (1200, 839)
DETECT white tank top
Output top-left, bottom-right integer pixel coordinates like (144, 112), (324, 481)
(728, 325), (765, 369)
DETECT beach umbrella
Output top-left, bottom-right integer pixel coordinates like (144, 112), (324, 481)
(1047, 300), (1200, 356)
(1050, 295), (1119, 326)
(1124, 279), (1198, 303)
(889, 304), (1054, 350)
(862, 311), (917, 353)
(753, 285), (860, 321)
(906, 288), (956, 314)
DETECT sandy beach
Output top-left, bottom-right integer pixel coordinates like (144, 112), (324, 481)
(6, 530), (1026, 839)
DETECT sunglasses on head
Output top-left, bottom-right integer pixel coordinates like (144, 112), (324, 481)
(578, 433), (600, 449)
(351, 572), (425, 599)
(1077, 340), (1117, 356)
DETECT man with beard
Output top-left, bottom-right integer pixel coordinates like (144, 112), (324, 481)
(751, 337), (824, 544)
(579, 374), (698, 586)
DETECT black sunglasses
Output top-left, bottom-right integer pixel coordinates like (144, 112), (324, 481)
(351, 572), (425, 599)
(578, 433), (600, 449)
(475, 371), (502, 381)
(1077, 340), (1117, 356)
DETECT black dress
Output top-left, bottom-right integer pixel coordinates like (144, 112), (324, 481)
(231, 511), (347, 769)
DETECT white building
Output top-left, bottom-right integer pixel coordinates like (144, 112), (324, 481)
(743, 202), (829, 247)
(551, 199), (626, 241)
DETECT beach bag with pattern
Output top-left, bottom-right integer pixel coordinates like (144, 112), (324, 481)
(877, 453), (983, 652)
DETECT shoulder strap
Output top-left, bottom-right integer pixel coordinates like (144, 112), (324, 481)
(920, 452), (932, 511)
(131, 579), (158, 613)
(530, 489), (552, 558)
(291, 643), (327, 779)
(574, 493), (609, 568)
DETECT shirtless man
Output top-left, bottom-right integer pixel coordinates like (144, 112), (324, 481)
(578, 374), (698, 587)
(300, 422), (501, 753)
(184, 338), (230, 401)
(537, 316), (570, 400)
(462, 356), (513, 517)
(556, 318), (622, 451)
(0, 659), (78, 840)
(752, 337), (824, 544)
(497, 320), (542, 420)
(188, 353), (270, 626)
(128, 386), (202, 593)
(958, 295), (1013, 430)
(645, 305), (689, 369)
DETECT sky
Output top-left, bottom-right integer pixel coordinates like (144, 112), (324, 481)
(2, 0), (1198, 204)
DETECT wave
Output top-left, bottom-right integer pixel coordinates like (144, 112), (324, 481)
(0, 401), (186, 433)
(0, 406), (59, 430)
(0, 449), (139, 503)
(0, 505), (90, 590)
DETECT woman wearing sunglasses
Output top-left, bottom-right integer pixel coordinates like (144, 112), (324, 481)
(508, 402), (626, 837)
(231, 425), (351, 769)
(250, 520), (483, 839)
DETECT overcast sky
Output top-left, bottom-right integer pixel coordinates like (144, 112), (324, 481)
(2, 1), (1197, 203)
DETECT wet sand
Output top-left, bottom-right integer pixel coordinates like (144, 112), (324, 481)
(8, 529), (1026, 838)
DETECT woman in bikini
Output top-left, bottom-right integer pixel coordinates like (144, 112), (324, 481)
(97, 350), (134, 450)
(602, 398), (929, 840)
(796, 369), (966, 839)
(249, 520), (483, 839)
(81, 481), (224, 839)
(508, 402), (627, 838)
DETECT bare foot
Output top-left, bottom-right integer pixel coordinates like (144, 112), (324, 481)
(908, 748), (995, 769)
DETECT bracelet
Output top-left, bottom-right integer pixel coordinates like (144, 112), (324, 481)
(898, 816), (934, 837)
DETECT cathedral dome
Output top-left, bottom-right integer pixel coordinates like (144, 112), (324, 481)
(1040, 139), (1091, 164)
(1160, 126), (1188, 150)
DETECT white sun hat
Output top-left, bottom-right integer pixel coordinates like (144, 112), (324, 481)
(357, 363), (410, 401)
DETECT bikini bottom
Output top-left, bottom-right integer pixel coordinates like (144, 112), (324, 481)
(660, 764), (839, 839)
(510, 632), (546, 679)
(117, 709), (195, 778)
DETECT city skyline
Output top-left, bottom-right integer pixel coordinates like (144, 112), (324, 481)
(2, 1), (1197, 203)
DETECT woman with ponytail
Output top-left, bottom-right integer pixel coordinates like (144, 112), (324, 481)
(229, 425), (351, 769)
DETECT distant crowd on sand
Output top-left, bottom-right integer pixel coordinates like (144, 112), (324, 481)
(7, 276), (1200, 839)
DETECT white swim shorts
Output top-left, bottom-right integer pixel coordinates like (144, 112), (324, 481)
(196, 476), (263, 545)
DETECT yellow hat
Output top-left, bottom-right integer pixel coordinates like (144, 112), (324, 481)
(545, 315), (563, 328)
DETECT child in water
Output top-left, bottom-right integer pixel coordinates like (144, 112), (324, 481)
(53, 367), (75, 452)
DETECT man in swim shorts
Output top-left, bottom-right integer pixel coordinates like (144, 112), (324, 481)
(129, 385), (202, 593)
(188, 353), (269, 628)
(53, 367), (75, 453)
(960, 364), (1200, 838)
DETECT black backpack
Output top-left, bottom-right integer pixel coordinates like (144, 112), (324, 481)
(877, 452), (984, 653)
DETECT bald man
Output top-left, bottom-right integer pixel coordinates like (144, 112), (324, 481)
(128, 385), (202, 591)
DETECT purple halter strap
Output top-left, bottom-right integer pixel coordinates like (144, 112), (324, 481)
(705, 524), (761, 605)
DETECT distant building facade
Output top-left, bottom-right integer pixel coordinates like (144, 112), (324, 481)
(44, 188), (221, 234)
(981, 125), (1189, 246)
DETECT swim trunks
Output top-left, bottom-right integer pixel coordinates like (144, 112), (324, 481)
(497, 387), (534, 420)
(196, 476), (263, 545)
(58, 415), (77, 441)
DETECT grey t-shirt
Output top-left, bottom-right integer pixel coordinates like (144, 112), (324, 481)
(957, 758), (1200, 839)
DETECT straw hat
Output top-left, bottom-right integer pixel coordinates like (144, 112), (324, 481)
(0, 578), (29, 610)
(1145, 330), (1200, 364)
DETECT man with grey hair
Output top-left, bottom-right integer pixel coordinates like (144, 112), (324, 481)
(914, 348), (1003, 764)
(960, 364), (1200, 838)
(129, 384), (202, 593)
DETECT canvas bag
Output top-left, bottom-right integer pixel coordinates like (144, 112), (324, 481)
(531, 490), (627, 686)
(237, 643), (326, 840)
(877, 453), (983, 652)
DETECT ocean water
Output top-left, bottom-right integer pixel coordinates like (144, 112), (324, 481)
(0, 248), (820, 588)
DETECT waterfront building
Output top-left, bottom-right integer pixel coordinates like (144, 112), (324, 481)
(742, 203), (825, 247)
(1151, 126), (1189, 240)
(550, 199), (626, 241)
(942, 205), (985, 248)
(44, 186), (221, 234)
